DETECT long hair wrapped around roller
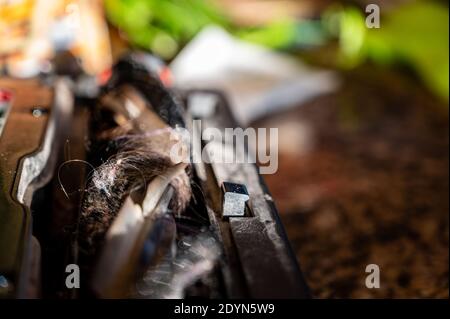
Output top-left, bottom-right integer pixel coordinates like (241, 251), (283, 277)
(78, 60), (191, 262)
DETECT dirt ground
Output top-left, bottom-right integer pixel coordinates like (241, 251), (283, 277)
(254, 66), (449, 298)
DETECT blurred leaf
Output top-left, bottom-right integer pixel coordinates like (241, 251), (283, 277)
(334, 1), (449, 100)
(238, 20), (297, 49)
(238, 19), (327, 50)
(105, 0), (229, 59)
(365, 1), (449, 100)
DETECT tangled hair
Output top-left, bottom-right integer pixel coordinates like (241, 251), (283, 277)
(78, 134), (191, 258)
(78, 63), (191, 260)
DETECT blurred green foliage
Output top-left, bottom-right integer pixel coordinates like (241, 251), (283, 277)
(238, 19), (328, 49)
(331, 1), (449, 101)
(105, 0), (229, 59)
(105, 0), (448, 101)
(105, 0), (327, 58)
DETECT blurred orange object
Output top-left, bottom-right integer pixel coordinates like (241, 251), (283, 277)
(0, 0), (112, 76)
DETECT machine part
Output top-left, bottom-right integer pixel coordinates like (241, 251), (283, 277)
(0, 77), (73, 298)
(1, 58), (309, 299)
(188, 92), (218, 119)
(91, 163), (187, 298)
(78, 84), (191, 260)
(135, 231), (220, 299)
(0, 89), (12, 137)
(184, 89), (310, 298)
(105, 55), (186, 128)
(222, 182), (250, 218)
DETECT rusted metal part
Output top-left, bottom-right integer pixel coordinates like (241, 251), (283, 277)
(0, 77), (73, 298)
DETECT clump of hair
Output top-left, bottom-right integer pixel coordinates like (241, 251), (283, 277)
(78, 74), (191, 261)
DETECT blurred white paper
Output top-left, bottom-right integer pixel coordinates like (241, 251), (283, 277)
(170, 26), (339, 125)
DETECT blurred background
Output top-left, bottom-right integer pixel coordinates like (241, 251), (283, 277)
(1, 0), (448, 298)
